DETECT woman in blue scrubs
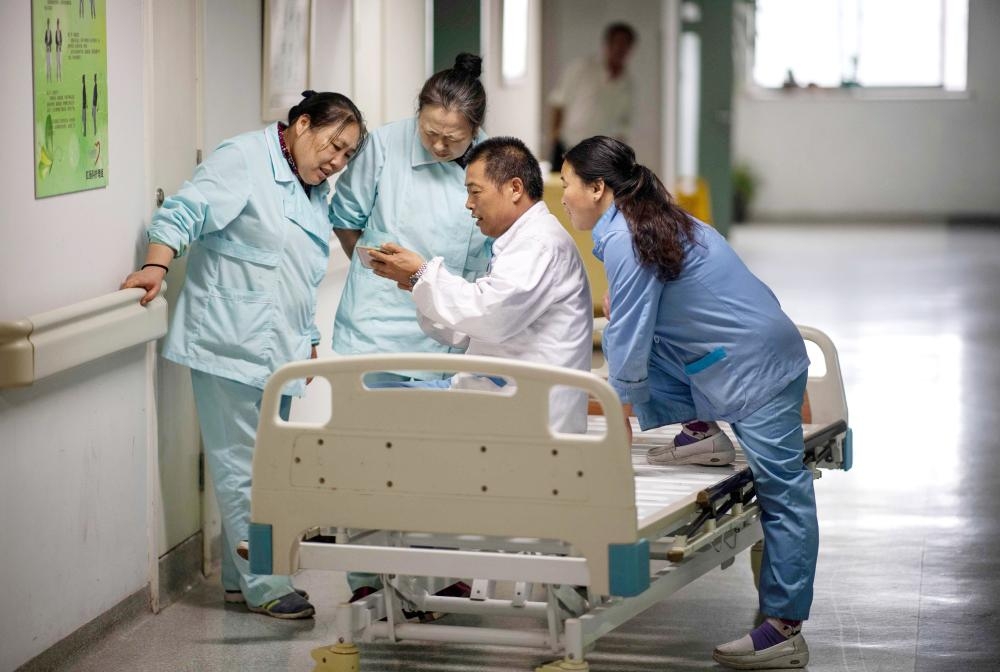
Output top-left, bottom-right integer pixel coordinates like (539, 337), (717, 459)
(330, 54), (491, 379)
(121, 91), (366, 619)
(560, 136), (816, 670)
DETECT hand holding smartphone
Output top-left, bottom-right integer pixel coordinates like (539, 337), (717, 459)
(356, 245), (392, 269)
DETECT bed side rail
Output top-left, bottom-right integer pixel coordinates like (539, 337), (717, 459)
(799, 325), (852, 471)
(250, 354), (645, 596)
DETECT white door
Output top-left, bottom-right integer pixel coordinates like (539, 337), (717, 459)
(147, 0), (202, 572)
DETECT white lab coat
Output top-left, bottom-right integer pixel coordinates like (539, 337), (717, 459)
(412, 201), (594, 433)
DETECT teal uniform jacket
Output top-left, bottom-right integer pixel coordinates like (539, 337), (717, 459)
(149, 124), (331, 397)
(594, 205), (809, 427)
(330, 117), (491, 363)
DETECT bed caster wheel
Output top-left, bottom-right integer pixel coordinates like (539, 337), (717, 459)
(311, 642), (360, 671)
(535, 657), (589, 671)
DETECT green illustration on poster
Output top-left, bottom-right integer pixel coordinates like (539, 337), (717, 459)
(31, 0), (108, 198)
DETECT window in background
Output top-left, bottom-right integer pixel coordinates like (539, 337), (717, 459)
(501, 0), (529, 86)
(752, 0), (967, 90)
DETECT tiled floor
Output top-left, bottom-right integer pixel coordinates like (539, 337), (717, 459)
(55, 223), (1000, 671)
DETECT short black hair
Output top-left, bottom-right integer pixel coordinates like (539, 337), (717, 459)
(465, 136), (543, 200)
(604, 22), (637, 45)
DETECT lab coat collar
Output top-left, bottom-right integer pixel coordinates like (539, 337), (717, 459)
(491, 201), (549, 255)
(591, 203), (620, 262)
(265, 123), (331, 202)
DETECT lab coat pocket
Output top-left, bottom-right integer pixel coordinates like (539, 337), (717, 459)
(684, 347), (746, 416)
(195, 284), (274, 367)
(684, 347), (727, 376)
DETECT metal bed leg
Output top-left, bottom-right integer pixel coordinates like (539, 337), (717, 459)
(751, 539), (764, 590)
(535, 618), (589, 671)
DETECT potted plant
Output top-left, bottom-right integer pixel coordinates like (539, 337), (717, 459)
(732, 162), (759, 223)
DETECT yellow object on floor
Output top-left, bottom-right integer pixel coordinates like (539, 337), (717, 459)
(311, 643), (360, 671)
(674, 175), (713, 224)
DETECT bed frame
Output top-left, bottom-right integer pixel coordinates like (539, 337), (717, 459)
(248, 326), (851, 671)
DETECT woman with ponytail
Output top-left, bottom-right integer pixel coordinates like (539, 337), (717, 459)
(330, 53), (491, 375)
(122, 91), (367, 620)
(560, 136), (816, 670)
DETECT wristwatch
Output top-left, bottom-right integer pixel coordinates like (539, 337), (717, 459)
(409, 261), (429, 287)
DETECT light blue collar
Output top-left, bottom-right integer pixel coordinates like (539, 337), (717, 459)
(591, 203), (620, 261)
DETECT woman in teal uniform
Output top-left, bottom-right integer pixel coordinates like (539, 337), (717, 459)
(560, 136), (816, 670)
(121, 91), (366, 619)
(330, 53), (491, 379)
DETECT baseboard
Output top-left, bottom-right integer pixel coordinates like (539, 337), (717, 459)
(747, 212), (953, 224)
(15, 532), (206, 671)
(15, 588), (150, 672)
(947, 213), (1000, 226)
(158, 530), (205, 610)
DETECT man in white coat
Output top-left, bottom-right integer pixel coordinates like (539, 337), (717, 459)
(369, 136), (593, 433)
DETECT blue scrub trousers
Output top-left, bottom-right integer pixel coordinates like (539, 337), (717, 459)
(190, 370), (297, 607)
(639, 371), (817, 620)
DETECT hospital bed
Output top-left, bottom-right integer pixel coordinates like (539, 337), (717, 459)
(248, 325), (851, 671)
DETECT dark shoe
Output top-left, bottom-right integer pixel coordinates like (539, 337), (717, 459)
(435, 581), (472, 598)
(351, 582), (470, 622)
(349, 586), (379, 602)
(226, 587), (309, 604)
(248, 591), (315, 619)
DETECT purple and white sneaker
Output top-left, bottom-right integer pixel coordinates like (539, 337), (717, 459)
(646, 421), (735, 466)
(713, 618), (809, 669)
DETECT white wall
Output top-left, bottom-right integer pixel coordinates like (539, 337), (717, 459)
(734, 0), (1000, 221)
(0, 2), (151, 670)
(346, 0), (429, 128)
(202, 0), (264, 151)
(481, 0), (543, 155)
(541, 0), (662, 172)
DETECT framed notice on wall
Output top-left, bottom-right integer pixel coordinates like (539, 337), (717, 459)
(30, 0), (109, 198)
(262, 0), (312, 122)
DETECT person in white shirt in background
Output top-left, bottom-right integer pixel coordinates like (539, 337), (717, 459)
(548, 22), (637, 170)
(368, 136), (593, 434)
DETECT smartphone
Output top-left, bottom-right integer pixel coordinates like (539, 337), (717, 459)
(356, 246), (388, 269)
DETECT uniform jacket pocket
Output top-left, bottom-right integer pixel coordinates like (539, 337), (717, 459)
(195, 284), (274, 367)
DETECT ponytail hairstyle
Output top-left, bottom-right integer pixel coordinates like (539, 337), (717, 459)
(287, 90), (369, 155)
(417, 53), (487, 132)
(563, 136), (694, 282)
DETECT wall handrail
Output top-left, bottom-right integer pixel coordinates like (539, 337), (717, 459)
(0, 286), (167, 388)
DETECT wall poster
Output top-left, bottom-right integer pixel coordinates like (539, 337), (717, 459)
(261, 0), (311, 122)
(31, 0), (109, 198)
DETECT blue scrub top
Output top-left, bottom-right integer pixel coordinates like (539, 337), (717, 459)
(593, 205), (808, 425)
(149, 124), (332, 396)
(329, 117), (491, 363)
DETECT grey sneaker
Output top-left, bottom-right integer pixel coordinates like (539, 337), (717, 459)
(646, 421), (735, 466)
(713, 621), (809, 669)
(247, 591), (315, 619)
